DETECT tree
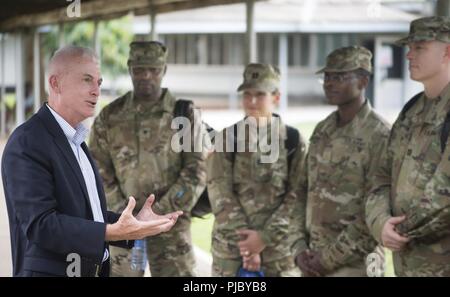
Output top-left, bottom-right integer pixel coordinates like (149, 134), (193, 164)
(41, 15), (133, 78)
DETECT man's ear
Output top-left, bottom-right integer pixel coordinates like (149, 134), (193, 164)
(48, 75), (60, 94)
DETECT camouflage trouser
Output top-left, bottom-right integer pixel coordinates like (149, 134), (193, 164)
(110, 245), (145, 277)
(212, 255), (300, 277)
(110, 221), (196, 277)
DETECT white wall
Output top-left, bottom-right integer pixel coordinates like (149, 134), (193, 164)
(0, 34), (18, 87)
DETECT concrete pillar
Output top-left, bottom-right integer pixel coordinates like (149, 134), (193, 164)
(1, 33), (6, 137)
(436, 0), (450, 16)
(93, 20), (101, 59)
(15, 32), (26, 126)
(245, 0), (257, 64)
(33, 29), (41, 113)
(373, 37), (382, 109)
(149, 9), (158, 41)
(278, 33), (288, 112)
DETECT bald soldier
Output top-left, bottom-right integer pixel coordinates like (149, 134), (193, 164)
(208, 63), (307, 277)
(293, 46), (390, 277)
(89, 41), (207, 277)
(366, 16), (450, 276)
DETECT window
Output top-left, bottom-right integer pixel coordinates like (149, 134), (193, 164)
(288, 33), (310, 67)
(258, 33), (279, 65)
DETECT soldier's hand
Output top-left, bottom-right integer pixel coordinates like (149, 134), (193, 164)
(237, 229), (266, 256)
(381, 216), (410, 251)
(243, 253), (261, 271)
(136, 194), (183, 222)
(306, 250), (328, 277)
(295, 250), (323, 277)
(105, 197), (180, 241)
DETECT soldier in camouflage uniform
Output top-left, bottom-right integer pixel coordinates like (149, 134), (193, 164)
(293, 46), (390, 277)
(208, 63), (307, 277)
(365, 16), (450, 276)
(89, 41), (207, 277)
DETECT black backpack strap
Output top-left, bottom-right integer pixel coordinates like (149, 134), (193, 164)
(231, 122), (299, 170)
(441, 111), (450, 153)
(399, 92), (450, 153)
(173, 99), (194, 120)
(399, 92), (423, 120)
(231, 123), (238, 164)
(285, 125), (300, 171)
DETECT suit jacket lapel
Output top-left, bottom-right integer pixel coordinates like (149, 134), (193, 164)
(81, 142), (108, 217)
(36, 105), (92, 217)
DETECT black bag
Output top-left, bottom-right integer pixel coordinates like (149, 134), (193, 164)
(174, 99), (213, 218)
(230, 118), (300, 172)
(174, 102), (301, 218)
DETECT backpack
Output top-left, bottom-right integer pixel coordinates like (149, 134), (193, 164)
(400, 92), (450, 153)
(230, 119), (300, 172)
(174, 101), (300, 218)
(173, 99), (213, 218)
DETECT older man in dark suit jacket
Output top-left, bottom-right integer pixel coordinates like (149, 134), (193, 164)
(1, 45), (182, 277)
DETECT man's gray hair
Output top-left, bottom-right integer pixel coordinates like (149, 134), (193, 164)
(48, 45), (98, 76)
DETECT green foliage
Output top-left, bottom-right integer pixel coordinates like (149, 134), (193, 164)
(100, 17), (133, 77)
(40, 15), (133, 78)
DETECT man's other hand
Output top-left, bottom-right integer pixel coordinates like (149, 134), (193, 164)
(105, 196), (183, 241)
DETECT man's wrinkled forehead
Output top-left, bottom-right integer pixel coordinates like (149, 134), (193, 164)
(63, 57), (101, 79)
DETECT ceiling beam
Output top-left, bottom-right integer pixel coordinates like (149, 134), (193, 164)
(0, 0), (261, 32)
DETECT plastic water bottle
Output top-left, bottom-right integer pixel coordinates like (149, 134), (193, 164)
(130, 239), (147, 271)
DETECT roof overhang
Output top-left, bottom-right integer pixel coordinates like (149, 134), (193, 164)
(0, 0), (263, 32)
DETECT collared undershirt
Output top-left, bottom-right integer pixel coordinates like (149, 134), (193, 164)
(47, 104), (109, 262)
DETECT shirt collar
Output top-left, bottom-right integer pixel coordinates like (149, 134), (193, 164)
(46, 104), (89, 146)
(322, 99), (372, 136)
(128, 88), (175, 113)
(415, 82), (450, 125)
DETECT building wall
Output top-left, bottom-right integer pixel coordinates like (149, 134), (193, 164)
(0, 34), (18, 87)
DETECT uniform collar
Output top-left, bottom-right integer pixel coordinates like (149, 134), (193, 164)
(126, 88), (175, 113)
(321, 99), (372, 136)
(418, 82), (450, 124)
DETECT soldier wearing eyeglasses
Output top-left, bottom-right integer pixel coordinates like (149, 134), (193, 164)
(293, 46), (390, 277)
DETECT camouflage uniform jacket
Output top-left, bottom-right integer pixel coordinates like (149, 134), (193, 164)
(208, 116), (307, 262)
(294, 100), (390, 272)
(88, 89), (207, 216)
(366, 83), (450, 276)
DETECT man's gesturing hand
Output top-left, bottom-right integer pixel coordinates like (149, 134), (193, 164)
(136, 194), (182, 222)
(105, 195), (183, 241)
